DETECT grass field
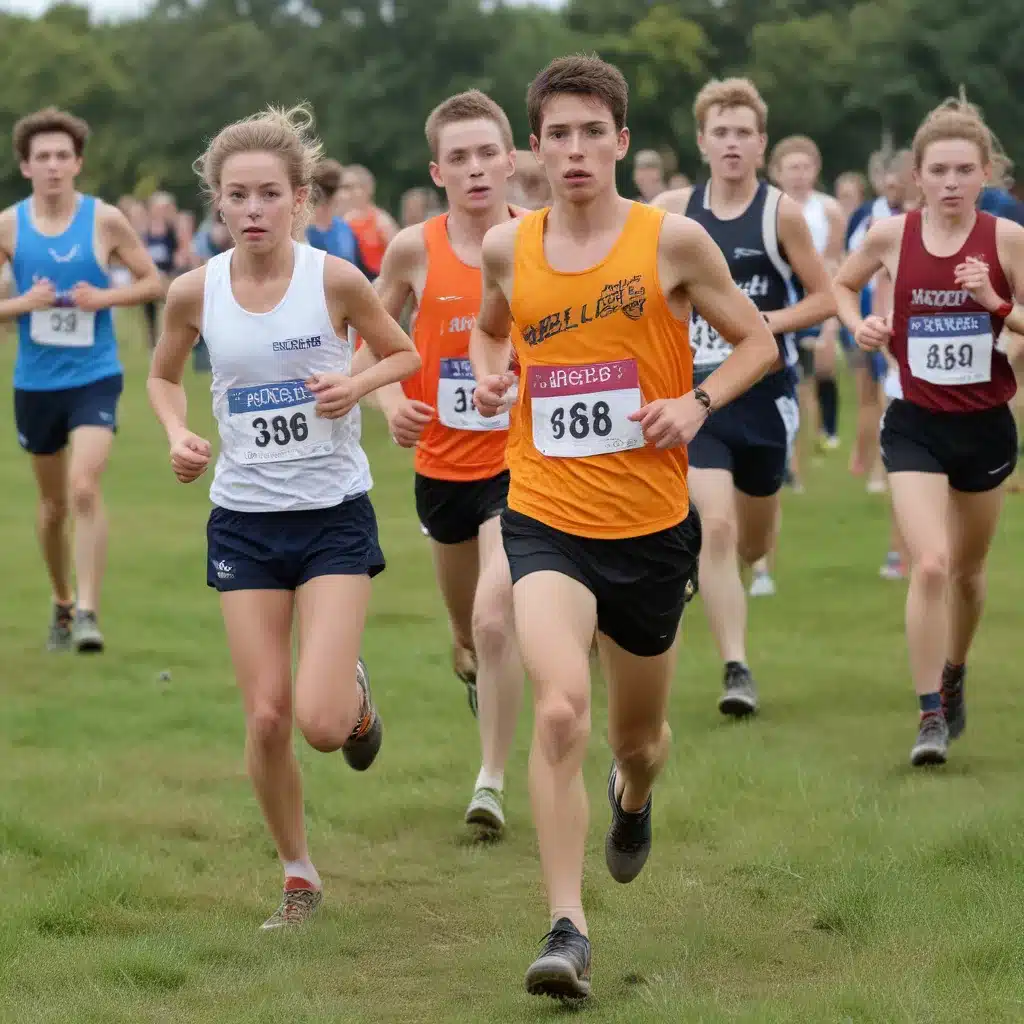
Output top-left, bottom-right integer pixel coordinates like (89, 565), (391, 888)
(2, 320), (1023, 1023)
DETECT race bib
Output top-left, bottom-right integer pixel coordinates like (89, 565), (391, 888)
(691, 312), (731, 369)
(437, 358), (509, 431)
(907, 312), (993, 386)
(30, 307), (95, 348)
(529, 358), (645, 459)
(227, 380), (335, 464)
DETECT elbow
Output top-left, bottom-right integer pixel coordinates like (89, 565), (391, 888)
(398, 346), (422, 380)
(818, 288), (838, 321)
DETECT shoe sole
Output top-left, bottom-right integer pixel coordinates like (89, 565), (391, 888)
(910, 746), (948, 767)
(465, 805), (504, 834)
(718, 695), (758, 717)
(74, 638), (105, 654)
(342, 659), (383, 771)
(525, 963), (590, 1000)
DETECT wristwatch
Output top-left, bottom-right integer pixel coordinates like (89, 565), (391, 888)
(693, 386), (713, 413)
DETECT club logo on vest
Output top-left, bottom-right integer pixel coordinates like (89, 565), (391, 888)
(48, 245), (80, 264)
(521, 275), (647, 346)
(272, 335), (322, 353)
(911, 288), (968, 308)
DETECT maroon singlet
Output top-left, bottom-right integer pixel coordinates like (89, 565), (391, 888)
(891, 209), (1016, 413)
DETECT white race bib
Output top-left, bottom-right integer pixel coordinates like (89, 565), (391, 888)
(227, 380), (336, 464)
(690, 312), (732, 369)
(30, 307), (96, 348)
(437, 357), (509, 431)
(529, 358), (645, 458)
(907, 312), (993, 386)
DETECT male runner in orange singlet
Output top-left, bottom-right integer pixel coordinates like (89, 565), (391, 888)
(469, 55), (778, 999)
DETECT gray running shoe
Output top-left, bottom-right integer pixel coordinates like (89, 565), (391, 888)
(718, 662), (758, 717)
(525, 917), (591, 1000)
(465, 786), (505, 835)
(342, 658), (382, 771)
(72, 610), (104, 653)
(259, 879), (323, 930)
(47, 602), (74, 652)
(910, 712), (949, 767)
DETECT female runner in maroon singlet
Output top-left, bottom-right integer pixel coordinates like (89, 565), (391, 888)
(834, 96), (1024, 768)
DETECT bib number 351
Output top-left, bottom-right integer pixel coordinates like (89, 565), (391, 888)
(529, 358), (645, 458)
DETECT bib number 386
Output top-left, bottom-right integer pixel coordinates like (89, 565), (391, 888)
(529, 358), (645, 458)
(227, 380), (335, 464)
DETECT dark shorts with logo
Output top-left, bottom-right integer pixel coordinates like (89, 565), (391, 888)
(880, 399), (1018, 493)
(501, 506), (702, 658)
(14, 373), (123, 456)
(206, 493), (385, 592)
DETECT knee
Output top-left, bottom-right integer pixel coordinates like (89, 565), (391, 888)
(38, 494), (68, 530)
(611, 721), (670, 774)
(701, 514), (737, 560)
(295, 701), (356, 754)
(472, 600), (512, 662)
(535, 691), (590, 764)
(246, 697), (293, 750)
(913, 550), (949, 593)
(68, 475), (100, 518)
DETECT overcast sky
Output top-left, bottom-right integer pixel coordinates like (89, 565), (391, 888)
(2, 0), (561, 19)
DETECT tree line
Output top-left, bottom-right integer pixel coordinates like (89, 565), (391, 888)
(2, 0), (1022, 212)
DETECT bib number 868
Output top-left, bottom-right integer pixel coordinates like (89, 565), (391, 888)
(550, 400), (612, 440)
(253, 411), (309, 448)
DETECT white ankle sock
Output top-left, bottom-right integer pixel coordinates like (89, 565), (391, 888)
(282, 858), (321, 890)
(475, 767), (503, 792)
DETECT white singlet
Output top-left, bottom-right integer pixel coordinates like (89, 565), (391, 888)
(202, 241), (372, 513)
(802, 192), (831, 255)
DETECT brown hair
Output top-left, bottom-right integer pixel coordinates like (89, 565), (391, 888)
(693, 78), (767, 133)
(194, 103), (323, 231)
(13, 107), (89, 162)
(911, 91), (996, 170)
(527, 54), (628, 138)
(770, 135), (821, 175)
(835, 170), (867, 196)
(425, 89), (514, 159)
(312, 158), (344, 202)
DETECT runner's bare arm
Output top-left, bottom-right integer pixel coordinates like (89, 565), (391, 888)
(958, 220), (1024, 333)
(469, 220), (517, 381)
(99, 204), (164, 306)
(664, 214), (777, 409)
(147, 269), (204, 441)
(0, 207), (53, 322)
(349, 225), (421, 413)
(326, 256), (420, 399)
(765, 195), (836, 334)
(834, 217), (903, 334)
(650, 187), (693, 215)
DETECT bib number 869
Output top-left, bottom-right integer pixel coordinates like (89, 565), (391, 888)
(550, 400), (612, 440)
(253, 411), (309, 448)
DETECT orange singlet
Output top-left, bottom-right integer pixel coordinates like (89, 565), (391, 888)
(348, 210), (389, 276)
(405, 214), (509, 482)
(506, 202), (692, 540)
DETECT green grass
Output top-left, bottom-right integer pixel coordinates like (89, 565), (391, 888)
(2, 318), (1023, 1022)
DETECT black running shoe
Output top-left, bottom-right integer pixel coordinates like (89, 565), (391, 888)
(940, 663), (966, 740)
(604, 763), (652, 884)
(342, 658), (382, 771)
(524, 917), (591, 1000)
